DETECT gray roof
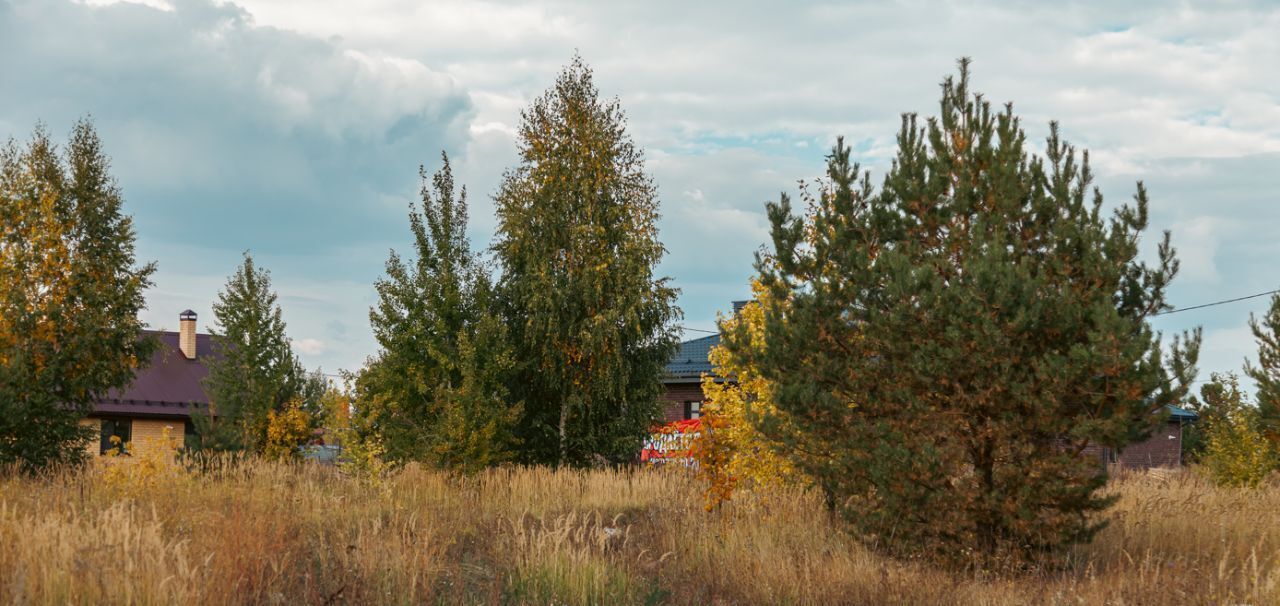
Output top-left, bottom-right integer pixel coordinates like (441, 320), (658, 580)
(664, 334), (720, 379)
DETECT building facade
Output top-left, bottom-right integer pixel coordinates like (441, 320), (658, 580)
(86, 310), (211, 458)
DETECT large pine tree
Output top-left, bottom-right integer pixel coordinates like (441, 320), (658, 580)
(196, 252), (302, 452)
(494, 57), (680, 467)
(0, 120), (157, 470)
(738, 61), (1199, 564)
(355, 153), (518, 470)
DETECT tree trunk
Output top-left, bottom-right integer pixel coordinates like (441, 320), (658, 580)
(975, 437), (998, 559)
(559, 399), (569, 467)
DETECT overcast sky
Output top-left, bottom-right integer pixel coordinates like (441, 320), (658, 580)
(2, 0), (1278, 386)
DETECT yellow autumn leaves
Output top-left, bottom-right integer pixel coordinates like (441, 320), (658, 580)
(693, 280), (808, 510)
(262, 398), (314, 461)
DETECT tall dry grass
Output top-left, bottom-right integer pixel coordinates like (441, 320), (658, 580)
(1, 459), (1277, 605)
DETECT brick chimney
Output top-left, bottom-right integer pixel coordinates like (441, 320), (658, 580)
(179, 310), (198, 359)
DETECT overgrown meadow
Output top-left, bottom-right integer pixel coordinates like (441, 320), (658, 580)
(1, 458), (1278, 605)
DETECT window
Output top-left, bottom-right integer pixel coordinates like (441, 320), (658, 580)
(99, 418), (132, 455)
(183, 419), (199, 450)
(684, 401), (702, 420)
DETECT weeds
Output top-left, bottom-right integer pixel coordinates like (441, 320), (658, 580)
(0, 461), (1277, 604)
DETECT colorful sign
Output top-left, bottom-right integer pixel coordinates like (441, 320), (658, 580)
(641, 418), (702, 465)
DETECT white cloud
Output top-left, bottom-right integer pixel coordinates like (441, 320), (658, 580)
(77, 0), (173, 10)
(1169, 216), (1224, 285)
(296, 338), (327, 355)
(8, 0), (1280, 375)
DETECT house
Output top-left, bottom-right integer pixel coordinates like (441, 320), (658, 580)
(658, 301), (749, 424)
(1085, 405), (1198, 469)
(84, 310), (212, 457)
(659, 333), (720, 423)
(657, 305), (1200, 470)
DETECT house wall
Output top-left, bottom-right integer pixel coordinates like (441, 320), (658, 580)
(82, 417), (183, 458)
(1080, 421), (1185, 469)
(1117, 421), (1184, 469)
(130, 419), (182, 456)
(660, 383), (704, 423)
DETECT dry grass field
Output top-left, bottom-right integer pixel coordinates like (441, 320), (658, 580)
(1, 458), (1278, 605)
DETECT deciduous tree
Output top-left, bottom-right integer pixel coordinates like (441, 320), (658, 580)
(493, 56), (681, 466)
(695, 281), (809, 509)
(1199, 373), (1274, 487)
(0, 121), (156, 470)
(355, 154), (519, 471)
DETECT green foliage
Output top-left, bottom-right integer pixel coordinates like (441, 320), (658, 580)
(292, 366), (331, 431)
(195, 252), (310, 452)
(1199, 373), (1275, 487)
(740, 60), (1199, 566)
(493, 56), (681, 467)
(0, 120), (157, 470)
(317, 384), (351, 446)
(1182, 368), (1243, 463)
(1246, 293), (1280, 444)
(355, 153), (519, 472)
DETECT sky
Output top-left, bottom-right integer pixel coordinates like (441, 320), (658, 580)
(2, 0), (1278, 387)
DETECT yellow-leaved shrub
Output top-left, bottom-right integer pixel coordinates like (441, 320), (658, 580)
(693, 280), (808, 509)
(100, 426), (183, 497)
(1203, 408), (1275, 488)
(263, 397), (312, 460)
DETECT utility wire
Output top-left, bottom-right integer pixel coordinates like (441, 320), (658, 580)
(311, 289), (1280, 376)
(680, 326), (719, 334)
(1153, 289), (1279, 317)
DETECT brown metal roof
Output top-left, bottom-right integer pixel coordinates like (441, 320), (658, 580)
(92, 330), (215, 419)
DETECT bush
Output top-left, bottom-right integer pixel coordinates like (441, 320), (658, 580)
(1199, 375), (1275, 487)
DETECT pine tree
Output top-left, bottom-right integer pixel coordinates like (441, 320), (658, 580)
(355, 153), (518, 470)
(740, 60), (1199, 565)
(195, 253), (301, 452)
(1245, 293), (1280, 443)
(0, 120), (157, 470)
(493, 56), (681, 467)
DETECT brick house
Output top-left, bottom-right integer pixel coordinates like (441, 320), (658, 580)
(1083, 405), (1198, 469)
(84, 310), (212, 458)
(659, 333), (721, 424)
(658, 316), (1199, 470)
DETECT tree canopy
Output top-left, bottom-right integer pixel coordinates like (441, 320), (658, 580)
(493, 56), (681, 466)
(196, 252), (313, 452)
(1246, 293), (1280, 443)
(0, 120), (156, 470)
(354, 153), (519, 471)
(734, 60), (1200, 565)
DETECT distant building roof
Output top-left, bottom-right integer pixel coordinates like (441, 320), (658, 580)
(664, 334), (720, 381)
(1166, 404), (1198, 421)
(92, 330), (214, 419)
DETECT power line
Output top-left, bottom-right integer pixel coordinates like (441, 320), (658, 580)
(1154, 289), (1279, 317)
(676, 288), (1280, 328)
(310, 289), (1280, 375)
(680, 326), (719, 335)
